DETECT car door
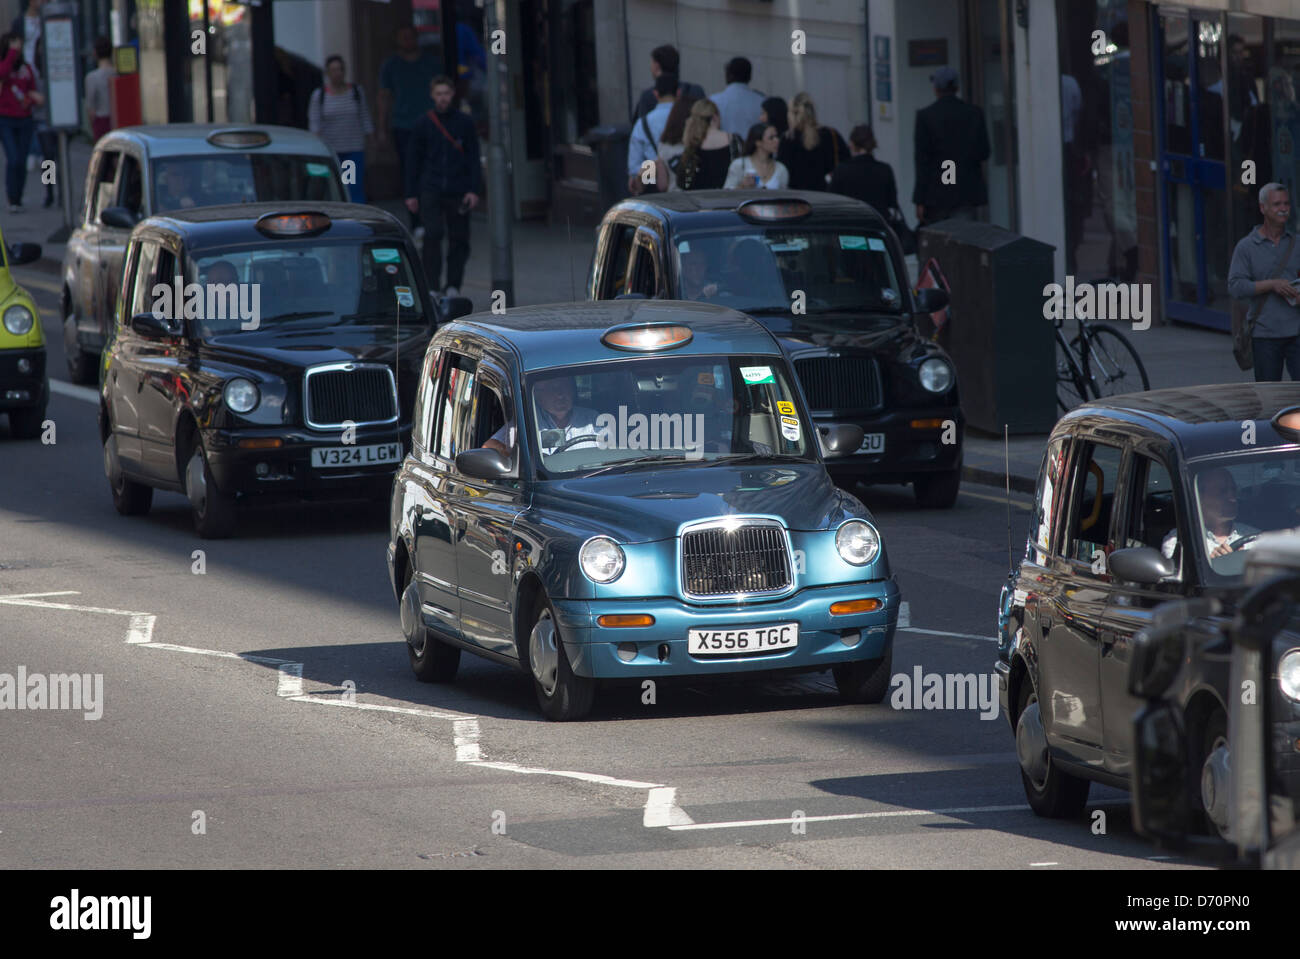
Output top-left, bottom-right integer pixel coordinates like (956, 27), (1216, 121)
(80, 148), (119, 350)
(453, 363), (526, 656)
(1098, 444), (1191, 775)
(1037, 438), (1126, 766)
(136, 243), (192, 483)
(94, 151), (135, 348)
(106, 239), (157, 475)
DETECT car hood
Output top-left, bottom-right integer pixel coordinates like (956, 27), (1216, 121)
(758, 311), (923, 356)
(531, 462), (868, 542)
(200, 324), (428, 374)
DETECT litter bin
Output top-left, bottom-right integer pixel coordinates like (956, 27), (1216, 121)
(582, 125), (632, 215)
(916, 220), (1056, 434)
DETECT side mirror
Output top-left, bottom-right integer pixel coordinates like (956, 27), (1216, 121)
(455, 447), (511, 480)
(131, 312), (181, 339)
(913, 287), (949, 313)
(6, 242), (41, 265)
(817, 423), (864, 457)
(440, 295), (474, 321)
(100, 206), (140, 230)
(1109, 546), (1177, 585)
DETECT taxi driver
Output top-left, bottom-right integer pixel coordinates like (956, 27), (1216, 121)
(1162, 466), (1259, 561)
(485, 374), (599, 457)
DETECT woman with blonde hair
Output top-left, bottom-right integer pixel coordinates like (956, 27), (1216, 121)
(669, 98), (741, 191)
(778, 91), (848, 191)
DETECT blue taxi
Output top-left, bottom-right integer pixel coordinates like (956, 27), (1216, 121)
(387, 300), (901, 720)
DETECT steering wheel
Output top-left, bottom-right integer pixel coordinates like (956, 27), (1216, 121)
(1230, 533), (1261, 551)
(549, 433), (602, 454)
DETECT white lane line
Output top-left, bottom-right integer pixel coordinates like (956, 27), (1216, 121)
(288, 694), (468, 721)
(276, 663), (304, 697)
(126, 613), (155, 644)
(0, 595), (150, 617)
(453, 718), (482, 761)
(137, 642), (291, 665)
(0, 591), (81, 599)
(667, 802), (1031, 831)
(49, 379), (98, 404)
(645, 787), (695, 827)
(897, 601), (910, 628)
(899, 626), (997, 642)
(1030, 862), (1059, 867)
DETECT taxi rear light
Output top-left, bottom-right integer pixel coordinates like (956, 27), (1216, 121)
(910, 418), (945, 429)
(238, 438), (283, 449)
(737, 199), (812, 222)
(255, 212), (331, 237)
(601, 323), (693, 351)
(597, 614), (655, 628)
(207, 129), (271, 149)
(830, 599), (882, 615)
(1274, 407), (1300, 440)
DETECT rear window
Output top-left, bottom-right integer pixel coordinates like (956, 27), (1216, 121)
(152, 154), (343, 212)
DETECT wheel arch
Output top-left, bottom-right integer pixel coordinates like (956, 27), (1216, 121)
(174, 411), (201, 485)
(512, 570), (547, 667)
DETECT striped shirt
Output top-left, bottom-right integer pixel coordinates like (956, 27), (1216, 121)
(308, 84), (375, 155)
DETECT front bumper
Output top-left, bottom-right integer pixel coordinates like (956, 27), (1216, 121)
(0, 347), (47, 410)
(204, 425), (408, 497)
(551, 578), (900, 679)
(819, 404), (962, 482)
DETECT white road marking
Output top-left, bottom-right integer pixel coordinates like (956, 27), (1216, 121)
(288, 695), (467, 721)
(960, 488), (1032, 511)
(667, 803), (1031, 831)
(276, 663), (304, 697)
(0, 594), (150, 618)
(127, 613), (155, 644)
(899, 626), (997, 642)
(644, 787), (695, 827)
(898, 601), (910, 628)
(0, 590), (80, 599)
(453, 718), (482, 761)
(1030, 862), (1059, 867)
(49, 379), (98, 404)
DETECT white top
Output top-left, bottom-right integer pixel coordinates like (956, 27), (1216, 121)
(491, 406), (601, 455)
(1162, 523), (1259, 560)
(308, 84), (375, 155)
(709, 82), (765, 136)
(724, 155), (789, 190)
(84, 65), (113, 120)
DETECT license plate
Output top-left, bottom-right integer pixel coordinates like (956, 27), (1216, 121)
(311, 442), (401, 468)
(688, 623), (798, 656)
(858, 432), (886, 453)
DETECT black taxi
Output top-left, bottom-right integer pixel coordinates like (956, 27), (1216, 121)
(100, 202), (471, 538)
(997, 384), (1300, 837)
(588, 191), (961, 507)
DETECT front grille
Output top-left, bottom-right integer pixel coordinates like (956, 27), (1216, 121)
(794, 355), (883, 411)
(681, 521), (792, 597)
(303, 364), (398, 429)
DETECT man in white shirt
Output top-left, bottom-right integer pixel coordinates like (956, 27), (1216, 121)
(1162, 467), (1259, 562)
(486, 375), (599, 458)
(627, 74), (676, 196)
(710, 57), (764, 136)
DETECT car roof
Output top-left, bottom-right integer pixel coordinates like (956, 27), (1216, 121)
(606, 189), (888, 230)
(133, 202), (410, 248)
(1063, 383), (1300, 459)
(98, 124), (335, 159)
(448, 300), (783, 372)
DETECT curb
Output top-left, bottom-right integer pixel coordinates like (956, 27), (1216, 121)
(962, 464), (1036, 495)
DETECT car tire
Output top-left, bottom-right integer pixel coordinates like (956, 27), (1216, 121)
(184, 439), (236, 539)
(8, 402), (46, 440)
(913, 468), (961, 509)
(528, 596), (595, 721)
(403, 565), (460, 683)
(1198, 708), (1231, 841)
(64, 312), (96, 385)
(103, 431), (153, 515)
(1016, 680), (1090, 818)
(832, 646), (892, 704)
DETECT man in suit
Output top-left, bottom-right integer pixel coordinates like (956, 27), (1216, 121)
(912, 66), (991, 226)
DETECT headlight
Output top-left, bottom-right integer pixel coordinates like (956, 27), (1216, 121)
(580, 536), (625, 583)
(1280, 649), (1300, 702)
(836, 520), (880, 566)
(223, 378), (260, 414)
(3, 304), (34, 336)
(919, 357), (954, 394)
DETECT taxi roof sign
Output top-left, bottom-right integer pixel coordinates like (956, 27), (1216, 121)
(255, 211), (331, 237)
(601, 323), (693, 352)
(1273, 407), (1300, 441)
(207, 129), (272, 149)
(737, 198), (812, 222)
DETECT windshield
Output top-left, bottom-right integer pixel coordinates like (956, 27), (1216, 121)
(188, 240), (425, 336)
(672, 228), (903, 314)
(152, 154), (344, 212)
(1182, 451), (1300, 581)
(520, 354), (814, 478)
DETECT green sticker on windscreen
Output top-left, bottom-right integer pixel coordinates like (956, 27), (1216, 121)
(306, 162), (331, 177)
(839, 235), (869, 250)
(372, 248), (401, 263)
(739, 365), (775, 385)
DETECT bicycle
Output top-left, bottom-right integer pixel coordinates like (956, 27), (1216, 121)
(1055, 316), (1150, 411)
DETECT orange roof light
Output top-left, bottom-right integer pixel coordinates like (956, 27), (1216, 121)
(737, 199), (812, 222)
(602, 323), (693, 352)
(255, 212), (331, 237)
(1274, 407), (1300, 440)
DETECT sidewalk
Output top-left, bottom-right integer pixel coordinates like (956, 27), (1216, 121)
(3, 134), (94, 274)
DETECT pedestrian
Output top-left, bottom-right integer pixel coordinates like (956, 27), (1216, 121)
(671, 99), (741, 192)
(404, 76), (481, 298)
(627, 73), (675, 196)
(32, 33), (56, 207)
(777, 92), (848, 191)
(309, 55), (375, 204)
(1228, 182), (1300, 381)
(831, 124), (912, 252)
(709, 57), (764, 136)
(0, 31), (43, 214)
(912, 65), (990, 226)
(378, 24), (439, 230)
(83, 35), (114, 142)
(655, 92), (699, 192)
(724, 122), (788, 190)
(759, 97), (788, 136)
(631, 44), (704, 123)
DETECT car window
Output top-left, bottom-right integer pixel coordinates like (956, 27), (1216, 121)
(118, 243), (141, 329)
(131, 242), (161, 319)
(1030, 437), (1069, 560)
(1064, 441), (1124, 568)
(471, 382), (510, 453)
(603, 224), (635, 297)
(414, 348), (442, 454)
(152, 154), (344, 213)
(117, 155), (144, 218)
(1186, 452), (1300, 580)
(628, 241), (658, 297)
(435, 353), (477, 461)
(91, 150), (120, 224)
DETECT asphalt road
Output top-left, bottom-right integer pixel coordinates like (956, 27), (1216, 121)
(0, 265), (1210, 869)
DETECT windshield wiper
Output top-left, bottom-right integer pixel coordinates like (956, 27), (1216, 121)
(342, 310), (424, 324)
(258, 311), (336, 324)
(581, 453), (704, 477)
(711, 452), (813, 465)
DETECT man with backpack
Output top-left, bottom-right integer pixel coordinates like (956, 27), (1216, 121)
(308, 55), (375, 203)
(404, 76), (481, 298)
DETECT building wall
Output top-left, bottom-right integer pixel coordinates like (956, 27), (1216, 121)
(273, 0), (354, 75)
(1014, 0), (1066, 280)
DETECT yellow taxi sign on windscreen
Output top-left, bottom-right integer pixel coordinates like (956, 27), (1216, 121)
(601, 323), (693, 352)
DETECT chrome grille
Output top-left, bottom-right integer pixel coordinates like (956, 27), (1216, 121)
(794, 356), (882, 411)
(681, 520), (792, 598)
(303, 363), (399, 429)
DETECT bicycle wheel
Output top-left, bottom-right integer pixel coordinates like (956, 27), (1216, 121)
(1082, 323), (1150, 399)
(1056, 334), (1088, 412)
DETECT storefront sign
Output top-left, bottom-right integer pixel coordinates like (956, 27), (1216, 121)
(908, 39), (949, 67)
(41, 5), (81, 131)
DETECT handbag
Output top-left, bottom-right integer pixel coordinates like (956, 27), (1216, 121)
(1233, 232), (1296, 371)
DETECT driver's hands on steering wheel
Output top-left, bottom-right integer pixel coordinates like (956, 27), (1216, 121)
(548, 433), (602, 454)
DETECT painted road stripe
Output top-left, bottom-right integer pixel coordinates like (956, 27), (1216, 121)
(644, 787), (695, 827)
(49, 379), (98, 404)
(0, 591), (80, 599)
(127, 613), (155, 644)
(453, 718), (482, 761)
(0, 595), (150, 617)
(276, 663), (304, 697)
(899, 625), (997, 642)
(667, 799), (1131, 832)
(960, 488), (1032, 511)
(288, 695), (468, 722)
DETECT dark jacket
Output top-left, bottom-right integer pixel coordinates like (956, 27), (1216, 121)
(912, 94), (991, 213)
(777, 126), (848, 191)
(405, 107), (483, 198)
(829, 154), (899, 214)
(632, 81), (705, 123)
